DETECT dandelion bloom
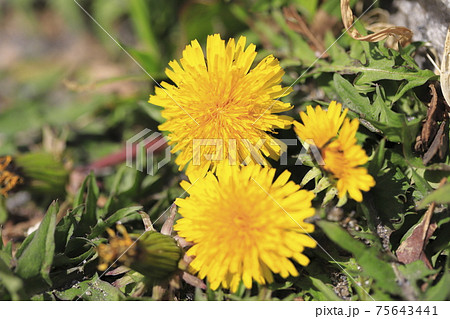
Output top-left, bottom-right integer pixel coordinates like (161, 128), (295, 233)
(149, 34), (293, 174)
(294, 101), (375, 202)
(322, 118), (375, 202)
(293, 101), (348, 148)
(174, 164), (316, 292)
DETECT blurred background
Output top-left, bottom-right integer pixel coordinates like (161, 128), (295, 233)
(0, 0), (369, 162)
(1, 0), (448, 161)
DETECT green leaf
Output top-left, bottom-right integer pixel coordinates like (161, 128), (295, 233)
(354, 42), (436, 102)
(88, 206), (142, 239)
(74, 172), (99, 236)
(397, 260), (438, 298)
(324, 31), (353, 66)
(309, 276), (341, 301)
(0, 196), (7, 224)
(15, 201), (58, 286)
(418, 183), (450, 209)
(368, 160), (410, 226)
(54, 273), (124, 301)
(368, 138), (386, 175)
(14, 152), (68, 196)
(0, 249), (12, 268)
(409, 168), (433, 199)
(333, 73), (421, 143)
(141, 101), (165, 124)
(0, 258), (26, 300)
(271, 9), (316, 66)
(295, 0), (319, 18)
(333, 73), (377, 121)
(317, 220), (400, 295)
(321, 41), (436, 102)
(54, 205), (84, 253)
(425, 251), (450, 300)
(53, 246), (96, 268)
(129, 0), (159, 58)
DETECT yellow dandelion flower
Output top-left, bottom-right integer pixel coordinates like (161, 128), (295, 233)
(149, 34), (293, 173)
(322, 119), (376, 202)
(293, 101), (348, 148)
(174, 164), (316, 292)
(293, 101), (375, 202)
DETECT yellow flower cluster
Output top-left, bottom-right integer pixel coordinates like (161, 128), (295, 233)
(148, 34), (375, 292)
(294, 102), (375, 202)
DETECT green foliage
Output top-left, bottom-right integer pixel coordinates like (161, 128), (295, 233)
(318, 221), (399, 297)
(0, 173), (145, 300)
(15, 202), (58, 291)
(53, 273), (125, 301)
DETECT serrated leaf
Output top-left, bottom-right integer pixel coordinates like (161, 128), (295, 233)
(333, 73), (377, 120)
(354, 42), (436, 102)
(317, 220), (400, 295)
(418, 183), (450, 209)
(333, 73), (413, 143)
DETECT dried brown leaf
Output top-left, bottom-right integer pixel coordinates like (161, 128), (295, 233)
(340, 0), (412, 46)
(396, 217), (436, 268)
(423, 120), (447, 165)
(106, 265), (131, 277)
(311, 9), (339, 40)
(283, 5), (328, 57)
(139, 211), (155, 232)
(423, 84), (440, 147)
(181, 272), (206, 290)
(415, 84), (449, 164)
(161, 204), (177, 236)
(396, 179), (446, 267)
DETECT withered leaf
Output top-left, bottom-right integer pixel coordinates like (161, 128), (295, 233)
(423, 120), (447, 165)
(283, 5), (328, 57)
(397, 178), (446, 268)
(340, 0), (412, 46)
(415, 83), (449, 164)
(422, 84), (440, 148)
(396, 203), (437, 269)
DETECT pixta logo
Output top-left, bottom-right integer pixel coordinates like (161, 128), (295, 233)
(126, 129), (171, 175)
